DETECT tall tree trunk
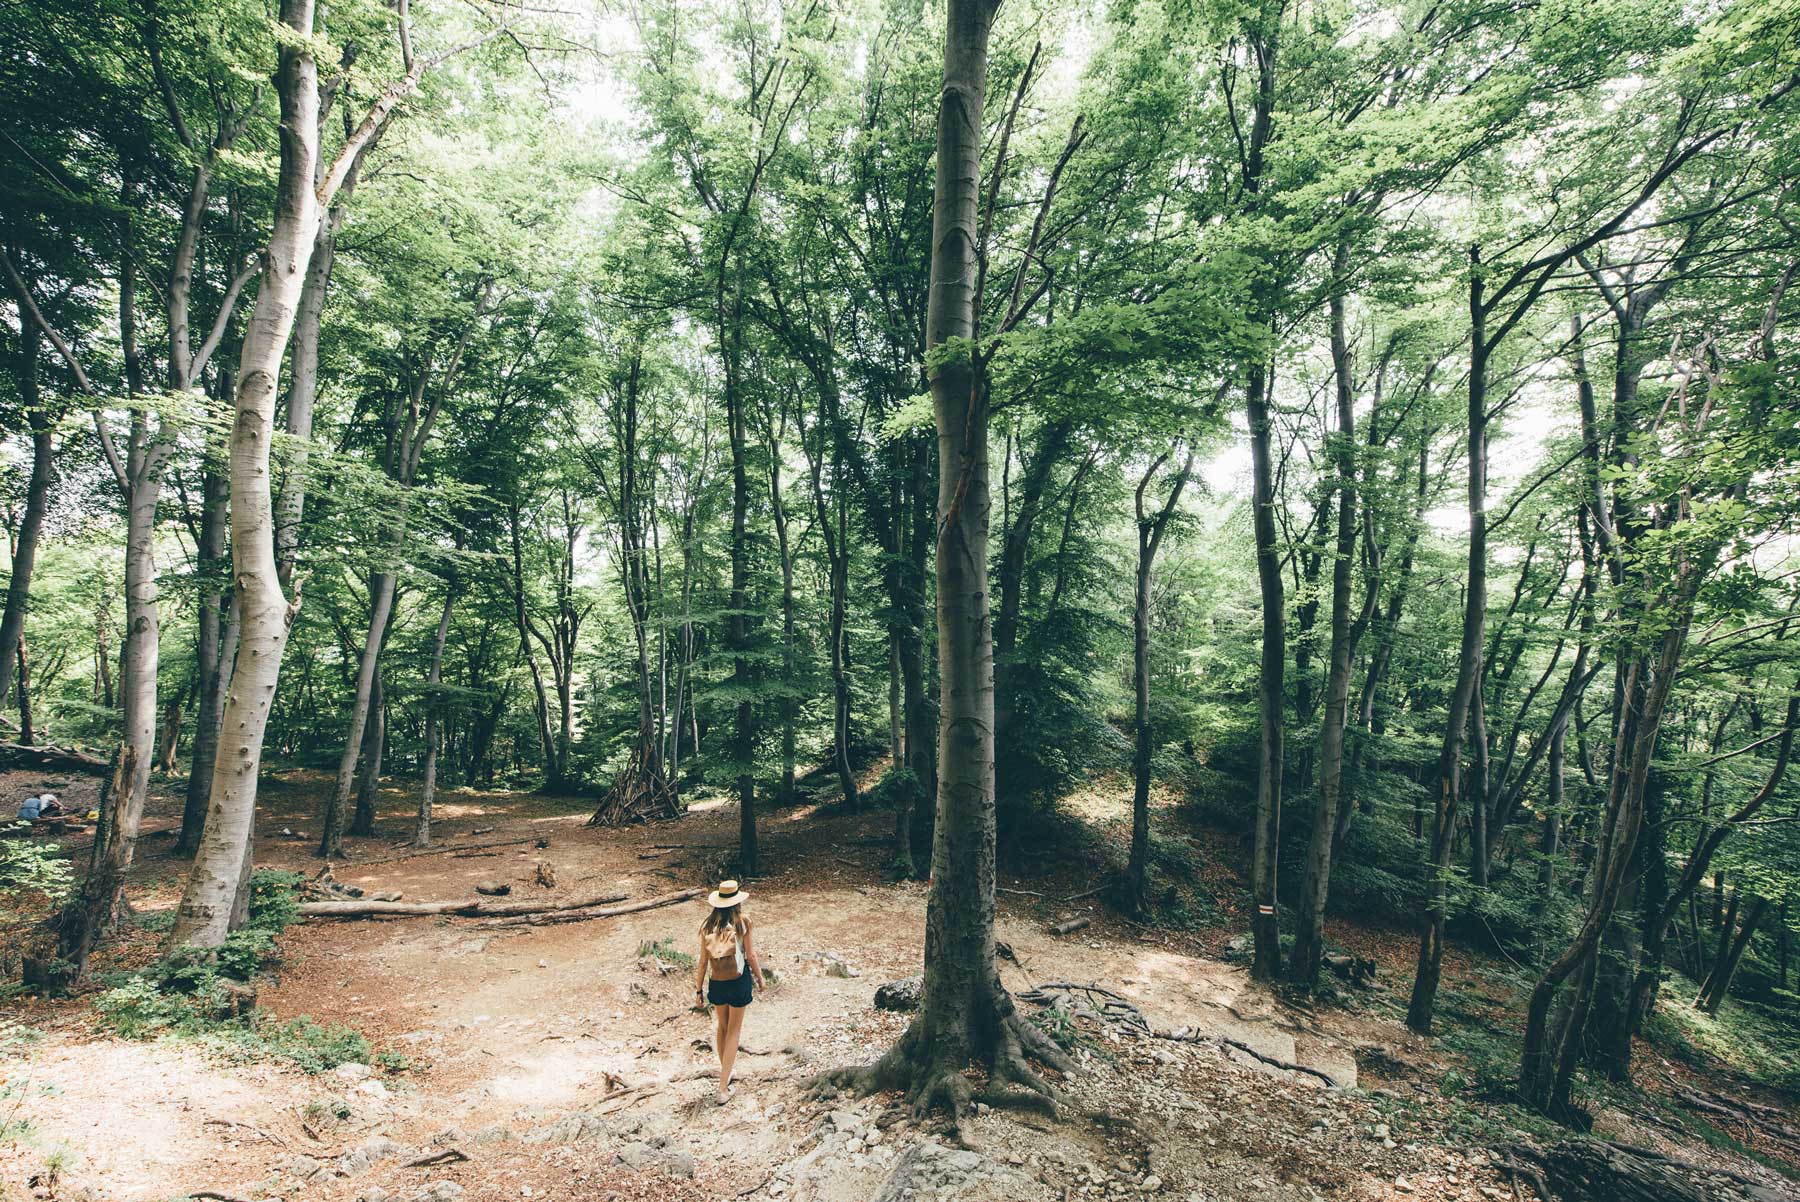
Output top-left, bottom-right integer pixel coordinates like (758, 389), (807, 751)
(179, 433), (230, 855)
(1293, 264), (1365, 988)
(1126, 449), (1193, 916)
(1247, 357), (1285, 984)
(415, 584), (455, 846)
(1408, 247), (1488, 1035)
(510, 502), (559, 788)
(828, 0), (1073, 1115)
(724, 294), (759, 874)
(170, 0), (325, 948)
(0, 323), (52, 711)
(350, 669), (385, 836)
(887, 437), (937, 876)
(773, 452), (798, 803)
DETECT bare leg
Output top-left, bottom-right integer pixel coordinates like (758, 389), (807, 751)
(714, 1000), (731, 1100)
(721, 1004), (747, 1096)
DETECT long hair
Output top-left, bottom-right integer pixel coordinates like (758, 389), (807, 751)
(701, 904), (747, 939)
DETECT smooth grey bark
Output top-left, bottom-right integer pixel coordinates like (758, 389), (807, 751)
(174, 0), (443, 947)
(1246, 356), (1285, 985)
(179, 421), (230, 855)
(828, 0), (1073, 1115)
(170, 0), (324, 945)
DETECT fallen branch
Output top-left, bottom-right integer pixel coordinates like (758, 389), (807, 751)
(201, 1117), (287, 1148)
(404, 1148), (468, 1168)
(188, 1192), (255, 1202)
(1151, 1026), (1339, 1088)
(1064, 884), (1106, 903)
(1217, 1036), (1339, 1088)
(346, 837), (537, 868)
(480, 887), (706, 927)
(298, 885), (652, 920)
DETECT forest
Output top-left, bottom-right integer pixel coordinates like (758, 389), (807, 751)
(1, 0), (1799, 1198)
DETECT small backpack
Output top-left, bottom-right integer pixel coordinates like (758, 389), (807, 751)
(704, 921), (743, 981)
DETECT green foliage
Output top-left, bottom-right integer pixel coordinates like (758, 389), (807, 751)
(206, 1017), (376, 1076)
(0, 821), (75, 967)
(1645, 994), (1800, 1093)
(88, 869), (373, 1074)
(637, 936), (695, 969)
(866, 766), (925, 811)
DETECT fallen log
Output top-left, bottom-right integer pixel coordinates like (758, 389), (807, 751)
(297, 885), (651, 920)
(1505, 1139), (1716, 1202)
(0, 741), (108, 774)
(483, 889), (704, 927)
(345, 837), (537, 868)
(1050, 917), (1092, 936)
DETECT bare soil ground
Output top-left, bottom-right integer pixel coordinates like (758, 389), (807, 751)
(3, 767), (1796, 1202)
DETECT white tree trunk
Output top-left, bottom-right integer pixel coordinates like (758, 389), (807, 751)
(171, 0), (323, 948)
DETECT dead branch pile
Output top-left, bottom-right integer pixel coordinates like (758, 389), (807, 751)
(588, 743), (680, 827)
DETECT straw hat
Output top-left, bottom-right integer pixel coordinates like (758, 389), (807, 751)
(707, 879), (747, 908)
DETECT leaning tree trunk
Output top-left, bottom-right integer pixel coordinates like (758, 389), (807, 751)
(825, 0), (1073, 1121)
(66, 458), (168, 972)
(1696, 895), (1766, 1014)
(320, 572), (396, 855)
(170, 0), (323, 948)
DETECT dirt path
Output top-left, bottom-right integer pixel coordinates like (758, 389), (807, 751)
(4, 772), (1795, 1202)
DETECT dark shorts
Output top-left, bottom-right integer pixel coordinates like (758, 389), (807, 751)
(707, 973), (753, 1008)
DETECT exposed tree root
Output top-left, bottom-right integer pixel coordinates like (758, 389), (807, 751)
(814, 996), (1075, 1143)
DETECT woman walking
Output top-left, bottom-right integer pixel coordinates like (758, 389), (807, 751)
(695, 879), (765, 1104)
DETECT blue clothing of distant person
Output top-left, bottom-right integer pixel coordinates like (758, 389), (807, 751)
(17, 796), (44, 821)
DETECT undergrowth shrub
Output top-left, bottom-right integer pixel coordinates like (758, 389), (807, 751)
(91, 869), (378, 1073)
(637, 936), (695, 968)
